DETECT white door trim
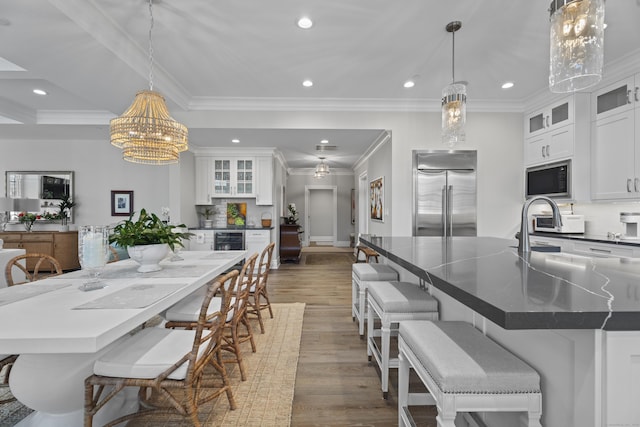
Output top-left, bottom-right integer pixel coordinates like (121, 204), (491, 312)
(304, 185), (337, 247)
(358, 172), (368, 236)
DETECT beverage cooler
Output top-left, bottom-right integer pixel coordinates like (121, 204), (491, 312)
(213, 231), (245, 251)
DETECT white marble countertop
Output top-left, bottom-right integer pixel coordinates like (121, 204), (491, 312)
(0, 250), (245, 354)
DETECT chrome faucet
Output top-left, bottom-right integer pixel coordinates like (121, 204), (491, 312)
(518, 196), (562, 254)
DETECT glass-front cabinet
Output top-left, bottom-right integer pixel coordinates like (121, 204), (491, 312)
(525, 96), (574, 138)
(194, 149), (273, 205)
(212, 157), (254, 197)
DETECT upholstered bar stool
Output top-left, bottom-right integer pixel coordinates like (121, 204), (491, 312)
(398, 320), (542, 427)
(366, 281), (439, 398)
(351, 263), (399, 337)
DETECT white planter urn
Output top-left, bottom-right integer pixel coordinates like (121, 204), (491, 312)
(127, 243), (170, 273)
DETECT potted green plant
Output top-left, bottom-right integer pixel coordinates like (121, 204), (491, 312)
(109, 209), (193, 272)
(57, 194), (76, 230)
(199, 206), (216, 229)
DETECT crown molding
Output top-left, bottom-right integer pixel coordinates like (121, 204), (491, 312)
(189, 146), (276, 157)
(353, 131), (391, 171)
(189, 96), (525, 113)
(0, 98), (35, 124)
(288, 168), (354, 176)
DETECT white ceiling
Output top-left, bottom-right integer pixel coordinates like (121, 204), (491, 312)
(0, 0), (639, 169)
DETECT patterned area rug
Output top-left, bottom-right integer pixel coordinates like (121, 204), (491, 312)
(303, 253), (355, 265)
(0, 303), (305, 427)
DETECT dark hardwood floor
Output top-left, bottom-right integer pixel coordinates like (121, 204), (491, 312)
(269, 251), (437, 427)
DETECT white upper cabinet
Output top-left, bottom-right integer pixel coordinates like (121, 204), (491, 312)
(524, 94), (589, 168)
(525, 96), (574, 139)
(591, 73), (640, 200)
(212, 157), (255, 197)
(592, 74), (639, 121)
(194, 149), (274, 205)
(194, 157), (213, 204)
(255, 156), (273, 205)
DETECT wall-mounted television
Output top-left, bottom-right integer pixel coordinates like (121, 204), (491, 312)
(41, 176), (69, 200)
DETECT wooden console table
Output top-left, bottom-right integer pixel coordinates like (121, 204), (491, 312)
(0, 231), (80, 271)
(279, 224), (301, 263)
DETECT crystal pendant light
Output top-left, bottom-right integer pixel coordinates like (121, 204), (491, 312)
(110, 0), (188, 165)
(314, 158), (330, 178)
(549, 0), (605, 93)
(441, 21), (466, 147)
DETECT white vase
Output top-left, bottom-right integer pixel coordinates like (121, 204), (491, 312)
(127, 243), (170, 273)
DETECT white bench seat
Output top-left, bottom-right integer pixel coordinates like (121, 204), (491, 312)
(367, 281), (439, 398)
(351, 263), (398, 336)
(398, 320), (542, 427)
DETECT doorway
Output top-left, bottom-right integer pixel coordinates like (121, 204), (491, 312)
(304, 185), (337, 246)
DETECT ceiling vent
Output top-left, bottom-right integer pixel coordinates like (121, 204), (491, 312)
(316, 145), (337, 152)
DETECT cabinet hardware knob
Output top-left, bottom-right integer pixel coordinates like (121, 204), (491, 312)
(541, 146), (545, 157)
(546, 145), (550, 157)
(635, 87), (639, 102)
(545, 116), (550, 128)
(628, 178), (633, 192)
(628, 90), (633, 104)
(635, 178), (639, 193)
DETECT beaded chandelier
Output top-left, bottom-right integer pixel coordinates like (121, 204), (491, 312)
(110, 0), (188, 165)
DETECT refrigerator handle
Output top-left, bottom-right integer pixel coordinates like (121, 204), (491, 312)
(448, 185), (453, 237)
(442, 185), (448, 237)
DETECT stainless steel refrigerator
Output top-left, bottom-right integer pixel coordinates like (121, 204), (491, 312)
(413, 150), (477, 237)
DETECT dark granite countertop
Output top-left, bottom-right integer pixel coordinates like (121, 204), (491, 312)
(360, 235), (640, 331)
(531, 231), (640, 247)
(189, 226), (274, 231)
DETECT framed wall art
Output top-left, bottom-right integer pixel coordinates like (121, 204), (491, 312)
(111, 190), (133, 216)
(370, 176), (384, 222)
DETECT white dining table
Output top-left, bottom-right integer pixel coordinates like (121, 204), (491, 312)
(0, 250), (246, 427)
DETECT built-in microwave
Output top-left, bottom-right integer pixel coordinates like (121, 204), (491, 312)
(525, 160), (571, 199)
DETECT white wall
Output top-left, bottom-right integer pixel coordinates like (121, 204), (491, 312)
(1, 139), (171, 228)
(1, 109), (524, 240)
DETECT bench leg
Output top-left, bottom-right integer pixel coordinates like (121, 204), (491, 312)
(351, 278), (358, 321)
(358, 288), (366, 337)
(381, 321), (390, 398)
(398, 350), (409, 427)
(367, 299), (374, 359)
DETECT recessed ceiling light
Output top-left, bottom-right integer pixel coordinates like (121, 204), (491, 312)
(33, 89), (47, 95)
(320, 139), (329, 144)
(501, 82), (514, 89)
(302, 79), (313, 87)
(403, 80), (415, 88)
(231, 139), (240, 144)
(297, 17), (313, 29)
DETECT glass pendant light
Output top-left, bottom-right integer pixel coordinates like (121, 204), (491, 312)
(314, 158), (330, 177)
(441, 21), (466, 147)
(549, 0), (605, 93)
(110, 0), (188, 165)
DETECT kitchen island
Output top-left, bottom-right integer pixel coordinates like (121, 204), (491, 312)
(360, 235), (640, 427)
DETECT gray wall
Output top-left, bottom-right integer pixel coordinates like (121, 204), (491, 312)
(285, 172), (355, 246)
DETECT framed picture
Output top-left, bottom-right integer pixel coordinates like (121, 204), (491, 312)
(351, 188), (356, 225)
(370, 177), (384, 222)
(111, 190), (133, 216)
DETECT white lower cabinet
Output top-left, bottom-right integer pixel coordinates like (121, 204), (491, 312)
(244, 229), (271, 259)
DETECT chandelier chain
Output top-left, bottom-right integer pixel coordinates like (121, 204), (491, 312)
(451, 29), (455, 83)
(148, 0), (154, 91)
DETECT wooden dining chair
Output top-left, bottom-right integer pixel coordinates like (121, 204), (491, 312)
(247, 242), (276, 333)
(165, 253), (258, 382)
(218, 253), (258, 381)
(84, 270), (239, 427)
(5, 253), (63, 286)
